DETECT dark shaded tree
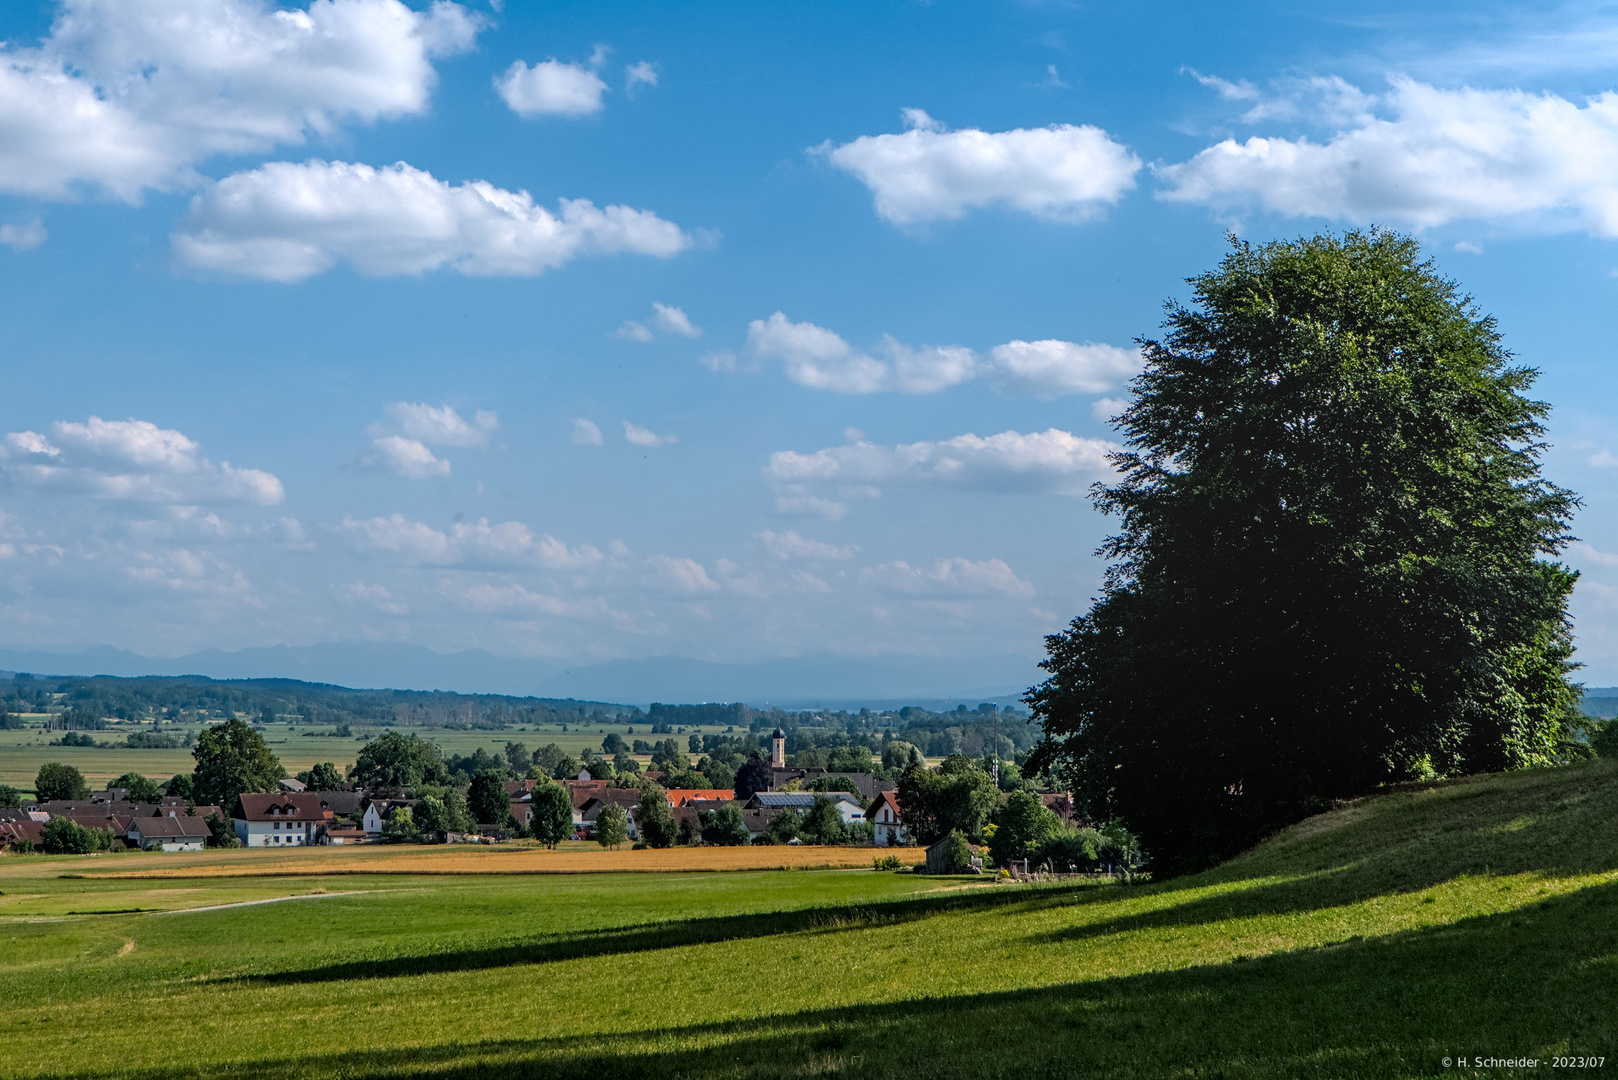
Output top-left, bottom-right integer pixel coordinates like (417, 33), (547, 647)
(734, 755), (772, 801)
(1028, 231), (1581, 876)
(163, 773), (195, 801)
(0, 783), (22, 809)
(468, 770), (513, 827)
(35, 762), (89, 802)
(192, 719), (284, 811)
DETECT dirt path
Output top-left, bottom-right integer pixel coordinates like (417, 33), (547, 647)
(151, 891), (362, 915)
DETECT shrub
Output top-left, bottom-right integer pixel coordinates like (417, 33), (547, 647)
(701, 803), (753, 846)
(873, 854), (903, 871)
(40, 817), (108, 854)
(1593, 719), (1618, 759)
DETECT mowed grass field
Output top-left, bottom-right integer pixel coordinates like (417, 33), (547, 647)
(0, 719), (703, 791)
(2, 761), (1616, 1078)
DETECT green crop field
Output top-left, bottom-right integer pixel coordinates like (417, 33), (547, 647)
(0, 719), (708, 792)
(2, 759), (1615, 1078)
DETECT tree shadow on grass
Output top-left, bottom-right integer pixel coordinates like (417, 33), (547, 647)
(221, 883), (1096, 986)
(1036, 761), (1618, 945)
(50, 879), (1618, 1080)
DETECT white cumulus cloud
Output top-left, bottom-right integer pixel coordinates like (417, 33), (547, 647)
(646, 554), (719, 594)
(1161, 75), (1618, 236)
(861, 557), (1035, 597)
(651, 302), (701, 338)
(363, 402), (494, 478)
(171, 159), (692, 281)
(0, 219), (46, 251)
(745, 312), (1137, 397)
(822, 108), (1141, 226)
(766, 428), (1117, 495)
(772, 494), (848, 520)
(624, 421), (676, 447)
(0, 0), (479, 201)
(494, 58), (607, 118)
(366, 435), (449, 479)
(383, 402), (497, 448)
(755, 529), (857, 561)
(572, 418), (604, 446)
(1, 416), (284, 505)
(625, 61), (658, 93)
(340, 513), (602, 569)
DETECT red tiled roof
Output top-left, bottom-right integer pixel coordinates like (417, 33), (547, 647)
(235, 793), (337, 822)
(664, 789), (735, 807)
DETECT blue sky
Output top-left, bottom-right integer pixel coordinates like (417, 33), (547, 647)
(5, 0), (1618, 689)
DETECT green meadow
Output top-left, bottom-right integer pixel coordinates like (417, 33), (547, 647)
(0, 719), (686, 791)
(2, 759), (1616, 1079)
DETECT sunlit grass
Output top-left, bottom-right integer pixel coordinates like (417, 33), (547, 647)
(0, 759), (1614, 1078)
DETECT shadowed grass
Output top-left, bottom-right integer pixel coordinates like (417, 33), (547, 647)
(1, 759), (1614, 1079)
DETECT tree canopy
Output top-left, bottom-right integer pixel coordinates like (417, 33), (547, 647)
(467, 770), (512, 827)
(895, 756), (999, 845)
(1027, 230), (1581, 876)
(191, 719), (284, 811)
(350, 732), (449, 792)
(634, 781), (678, 848)
(35, 762), (89, 802)
(528, 781), (574, 848)
(594, 802), (629, 849)
(109, 772), (162, 803)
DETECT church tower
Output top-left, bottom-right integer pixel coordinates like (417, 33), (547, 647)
(771, 726), (787, 768)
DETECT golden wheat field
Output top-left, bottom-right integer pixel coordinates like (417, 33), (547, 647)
(50, 840), (893, 880)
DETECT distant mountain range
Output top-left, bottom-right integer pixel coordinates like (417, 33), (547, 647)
(0, 643), (1038, 710)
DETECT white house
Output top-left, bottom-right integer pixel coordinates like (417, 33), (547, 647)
(744, 791), (867, 825)
(126, 814), (211, 852)
(362, 798), (418, 835)
(868, 791), (907, 846)
(234, 793), (333, 848)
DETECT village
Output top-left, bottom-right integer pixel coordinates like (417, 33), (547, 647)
(0, 724), (1100, 875)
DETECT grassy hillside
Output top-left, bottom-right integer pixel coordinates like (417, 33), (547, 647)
(1, 759), (1615, 1079)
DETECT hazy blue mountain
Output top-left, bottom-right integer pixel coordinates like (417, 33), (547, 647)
(0, 643), (1037, 708)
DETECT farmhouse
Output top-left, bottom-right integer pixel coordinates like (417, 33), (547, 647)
(126, 815), (211, 851)
(744, 791), (866, 825)
(868, 791), (906, 846)
(235, 793), (337, 847)
(362, 798), (418, 835)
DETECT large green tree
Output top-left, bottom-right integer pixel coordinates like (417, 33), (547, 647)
(468, 770), (513, 827)
(594, 802), (629, 849)
(35, 762), (89, 802)
(896, 756), (1000, 845)
(528, 781), (574, 848)
(634, 781), (678, 848)
(1027, 231), (1581, 876)
(191, 719), (284, 811)
(350, 732), (448, 792)
(109, 772), (162, 803)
